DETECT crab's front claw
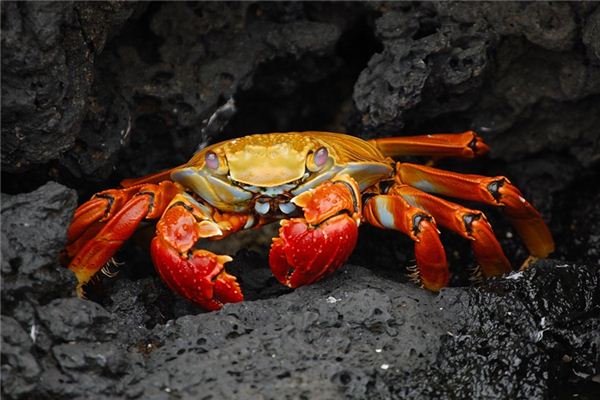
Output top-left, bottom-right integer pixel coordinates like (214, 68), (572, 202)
(150, 203), (243, 310)
(269, 175), (361, 288)
(270, 215), (359, 287)
(151, 238), (241, 310)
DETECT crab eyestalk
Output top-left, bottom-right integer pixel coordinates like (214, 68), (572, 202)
(269, 175), (361, 288)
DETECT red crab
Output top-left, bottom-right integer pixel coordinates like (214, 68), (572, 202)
(63, 131), (554, 310)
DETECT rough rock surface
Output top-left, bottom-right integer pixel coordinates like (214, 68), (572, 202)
(1, 188), (598, 399)
(1, 1), (138, 174)
(2, 2), (599, 400)
(1, 182), (77, 307)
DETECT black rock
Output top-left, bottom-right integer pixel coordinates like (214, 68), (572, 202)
(0, 316), (41, 400)
(2, 2), (599, 400)
(1, 181), (78, 308)
(1, 1), (137, 174)
(36, 298), (117, 343)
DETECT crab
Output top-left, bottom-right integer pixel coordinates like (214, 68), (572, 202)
(64, 131), (554, 310)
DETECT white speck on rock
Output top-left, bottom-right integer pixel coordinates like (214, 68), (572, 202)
(506, 271), (523, 280)
(29, 324), (37, 343)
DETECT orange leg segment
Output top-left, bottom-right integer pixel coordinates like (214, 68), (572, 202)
(363, 194), (448, 291)
(368, 131), (490, 159)
(270, 175), (362, 288)
(66, 186), (143, 250)
(398, 163), (555, 259)
(390, 184), (511, 277)
(66, 181), (181, 295)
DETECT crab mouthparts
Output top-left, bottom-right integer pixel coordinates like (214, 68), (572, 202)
(253, 197), (299, 217)
(254, 200), (270, 215)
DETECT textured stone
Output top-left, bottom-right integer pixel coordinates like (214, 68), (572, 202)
(2, 3), (599, 400)
(1, 182), (77, 307)
(37, 298), (117, 343)
(0, 316), (41, 399)
(1, 1), (137, 173)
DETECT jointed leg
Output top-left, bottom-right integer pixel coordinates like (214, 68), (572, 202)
(390, 184), (511, 277)
(368, 131), (490, 159)
(65, 185), (146, 259)
(397, 163), (555, 259)
(363, 193), (448, 291)
(66, 181), (248, 310)
(66, 181), (181, 295)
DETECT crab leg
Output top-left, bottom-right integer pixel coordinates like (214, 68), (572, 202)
(65, 185), (146, 257)
(66, 181), (181, 295)
(368, 131), (490, 159)
(363, 193), (448, 291)
(151, 193), (248, 310)
(270, 175), (361, 288)
(397, 163), (555, 259)
(389, 184), (511, 277)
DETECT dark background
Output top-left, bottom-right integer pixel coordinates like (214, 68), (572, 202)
(2, 2), (599, 399)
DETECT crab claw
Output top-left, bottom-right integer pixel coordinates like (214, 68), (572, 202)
(270, 215), (359, 287)
(151, 238), (241, 310)
(269, 175), (361, 288)
(150, 203), (243, 310)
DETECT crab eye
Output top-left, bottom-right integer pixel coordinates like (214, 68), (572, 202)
(205, 152), (219, 169)
(314, 147), (328, 166)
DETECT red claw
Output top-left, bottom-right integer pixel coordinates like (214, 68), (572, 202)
(270, 176), (361, 288)
(270, 215), (359, 287)
(151, 237), (242, 310)
(151, 203), (242, 310)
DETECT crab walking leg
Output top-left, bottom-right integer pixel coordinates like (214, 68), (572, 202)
(270, 175), (362, 288)
(398, 163), (555, 259)
(389, 184), (511, 277)
(67, 181), (181, 295)
(363, 194), (448, 291)
(150, 193), (249, 310)
(65, 185), (148, 259)
(368, 131), (490, 159)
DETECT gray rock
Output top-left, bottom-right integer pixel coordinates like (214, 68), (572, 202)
(583, 7), (600, 65)
(1, 1), (137, 173)
(108, 262), (598, 400)
(1, 3), (599, 400)
(52, 341), (129, 375)
(0, 316), (41, 399)
(37, 298), (117, 343)
(354, 3), (496, 132)
(1, 182), (78, 306)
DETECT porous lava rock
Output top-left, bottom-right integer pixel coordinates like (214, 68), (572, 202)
(1, 1), (138, 174)
(2, 2), (599, 399)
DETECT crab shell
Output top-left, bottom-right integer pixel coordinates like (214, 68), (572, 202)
(170, 132), (394, 213)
